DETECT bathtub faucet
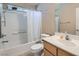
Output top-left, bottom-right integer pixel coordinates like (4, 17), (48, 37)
(2, 41), (8, 43)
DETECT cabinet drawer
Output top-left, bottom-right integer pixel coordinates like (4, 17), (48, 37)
(44, 41), (57, 56)
(44, 49), (53, 56)
(58, 48), (73, 56)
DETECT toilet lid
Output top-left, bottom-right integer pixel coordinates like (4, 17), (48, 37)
(31, 44), (43, 50)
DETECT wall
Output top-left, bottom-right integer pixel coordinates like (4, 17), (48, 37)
(37, 4), (56, 35)
(60, 3), (79, 34)
(38, 3), (79, 35)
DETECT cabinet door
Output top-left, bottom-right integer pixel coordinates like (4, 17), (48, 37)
(58, 49), (74, 56)
(44, 41), (57, 56)
(44, 49), (53, 56)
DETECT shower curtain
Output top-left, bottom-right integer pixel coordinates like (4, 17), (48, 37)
(1, 10), (42, 48)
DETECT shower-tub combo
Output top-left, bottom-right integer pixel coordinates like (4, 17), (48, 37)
(0, 9), (42, 55)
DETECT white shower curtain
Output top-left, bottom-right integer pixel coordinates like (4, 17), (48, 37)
(1, 10), (42, 48)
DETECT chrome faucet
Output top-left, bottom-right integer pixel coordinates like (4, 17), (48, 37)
(2, 41), (8, 43)
(65, 32), (69, 40)
(65, 35), (69, 40)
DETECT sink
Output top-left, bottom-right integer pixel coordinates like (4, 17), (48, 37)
(71, 40), (79, 46)
(54, 33), (79, 47)
(58, 40), (76, 47)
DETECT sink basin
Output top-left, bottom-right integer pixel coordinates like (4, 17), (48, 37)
(59, 40), (76, 47)
(54, 32), (79, 47)
(71, 40), (79, 46)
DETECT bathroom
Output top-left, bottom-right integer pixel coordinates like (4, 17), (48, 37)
(0, 3), (79, 56)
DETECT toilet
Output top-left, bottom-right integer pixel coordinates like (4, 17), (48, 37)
(31, 43), (43, 56)
(31, 34), (50, 56)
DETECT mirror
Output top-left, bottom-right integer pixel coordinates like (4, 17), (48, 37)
(55, 3), (76, 35)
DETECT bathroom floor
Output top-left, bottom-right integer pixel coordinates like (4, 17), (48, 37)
(19, 51), (34, 56)
(19, 51), (44, 56)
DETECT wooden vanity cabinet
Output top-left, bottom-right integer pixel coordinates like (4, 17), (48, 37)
(58, 48), (74, 56)
(44, 41), (57, 56)
(43, 40), (74, 56)
(44, 49), (53, 56)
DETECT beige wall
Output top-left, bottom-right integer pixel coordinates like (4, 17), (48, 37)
(40, 3), (79, 35)
(38, 4), (56, 35)
(60, 3), (79, 34)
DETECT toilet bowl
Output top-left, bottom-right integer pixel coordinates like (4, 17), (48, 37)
(31, 34), (50, 56)
(31, 43), (43, 56)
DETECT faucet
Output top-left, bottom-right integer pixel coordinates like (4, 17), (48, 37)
(65, 35), (69, 40)
(65, 32), (69, 40)
(2, 41), (8, 43)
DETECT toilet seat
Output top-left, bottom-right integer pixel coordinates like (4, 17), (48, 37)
(31, 43), (43, 51)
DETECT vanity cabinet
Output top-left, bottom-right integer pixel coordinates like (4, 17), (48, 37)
(58, 49), (73, 56)
(43, 40), (74, 56)
(44, 49), (53, 56)
(44, 41), (57, 56)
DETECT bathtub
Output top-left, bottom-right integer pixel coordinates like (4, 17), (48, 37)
(0, 40), (39, 56)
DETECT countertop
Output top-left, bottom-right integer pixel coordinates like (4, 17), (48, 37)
(42, 35), (79, 56)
